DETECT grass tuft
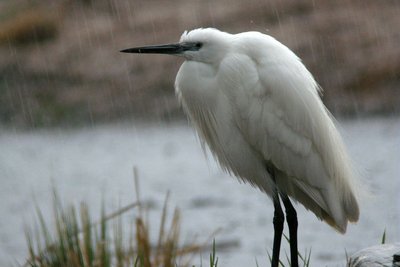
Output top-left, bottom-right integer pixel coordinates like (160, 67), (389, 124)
(24, 180), (207, 267)
(209, 240), (218, 267)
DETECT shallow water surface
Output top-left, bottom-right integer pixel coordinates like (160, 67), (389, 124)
(0, 117), (399, 266)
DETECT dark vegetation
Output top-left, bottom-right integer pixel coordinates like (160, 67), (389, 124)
(24, 183), (210, 267)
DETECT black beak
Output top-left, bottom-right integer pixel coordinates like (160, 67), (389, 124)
(120, 42), (200, 55)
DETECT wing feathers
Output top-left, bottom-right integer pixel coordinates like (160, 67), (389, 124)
(233, 48), (359, 232)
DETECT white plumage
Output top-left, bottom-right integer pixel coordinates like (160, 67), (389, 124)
(175, 28), (359, 233)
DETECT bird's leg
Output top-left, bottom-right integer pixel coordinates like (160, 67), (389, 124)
(280, 193), (298, 267)
(271, 190), (284, 267)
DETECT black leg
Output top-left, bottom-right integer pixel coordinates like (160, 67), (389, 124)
(281, 193), (298, 267)
(271, 191), (284, 267)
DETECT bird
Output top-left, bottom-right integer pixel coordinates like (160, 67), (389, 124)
(121, 28), (360, 267)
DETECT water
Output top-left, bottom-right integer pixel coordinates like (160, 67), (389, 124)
(0, 117), (399, 266)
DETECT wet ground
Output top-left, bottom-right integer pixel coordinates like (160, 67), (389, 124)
(0, 116), (399, 266)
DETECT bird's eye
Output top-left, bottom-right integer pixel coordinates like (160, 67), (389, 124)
(195, 42), (203, 49)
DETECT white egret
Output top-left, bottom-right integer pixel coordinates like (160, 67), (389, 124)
(121, 28), (359, 267)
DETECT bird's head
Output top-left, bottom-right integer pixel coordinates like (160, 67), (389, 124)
(121, 28), (231, 65)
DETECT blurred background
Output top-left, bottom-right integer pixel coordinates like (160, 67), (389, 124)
(0, 0), (399, 266)
(0, 0), (399, 127)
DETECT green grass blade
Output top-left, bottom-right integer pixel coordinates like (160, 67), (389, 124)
(381, 228), (386, 244)
(81, 203), (94, 267)
(209, 240), (218, 267)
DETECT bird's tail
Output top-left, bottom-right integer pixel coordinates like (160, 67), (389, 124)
(276, 169), (359, 234)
